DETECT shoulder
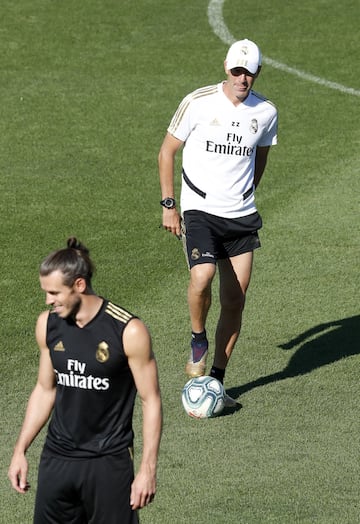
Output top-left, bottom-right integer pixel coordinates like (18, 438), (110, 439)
(169, 84), (221, 135)
(123, 318), (152, 359)
(180, 84), (220, 108)
(188, 84), (219, 99)
(104, 301), (136, 324)
(35, 310), (50, 348)
(249, 90), (277, 113)
(36, 310), (50, 329)
(123, 317), (149, 340)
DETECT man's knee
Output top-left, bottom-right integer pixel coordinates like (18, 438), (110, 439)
(220, 289), (246, 312)
(190, 263), (216, 292)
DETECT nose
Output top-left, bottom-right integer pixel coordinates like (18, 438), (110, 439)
(45, 293), (54, 305)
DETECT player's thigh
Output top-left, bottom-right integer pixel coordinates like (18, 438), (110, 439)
(183, 210), (218, 268)
(218, 251), (254, 304)
(84, 451), (138, 524)
(34, 456), (86, 524)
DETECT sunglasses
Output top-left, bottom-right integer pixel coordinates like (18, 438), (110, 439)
(230, 67), (255, 77)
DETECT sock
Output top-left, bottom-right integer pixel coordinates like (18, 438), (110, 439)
(191, 330), (207, 343)
(210, 366), (225, 384)
(191, 331), (208, 362)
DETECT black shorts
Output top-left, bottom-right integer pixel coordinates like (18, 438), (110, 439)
(183, 210), (262, 269)
(34, 449), (138, 524)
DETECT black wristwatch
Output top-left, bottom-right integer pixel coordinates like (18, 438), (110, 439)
(160, 197), (176, 209)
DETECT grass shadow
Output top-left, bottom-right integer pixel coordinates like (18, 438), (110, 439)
(227, 314), (360, 399)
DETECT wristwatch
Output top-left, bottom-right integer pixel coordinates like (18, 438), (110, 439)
(160, 197), (176, 209)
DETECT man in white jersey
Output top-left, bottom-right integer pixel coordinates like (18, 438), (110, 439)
(158, 39), (278, 404)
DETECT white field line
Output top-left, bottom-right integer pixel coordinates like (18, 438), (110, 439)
(208, 0), (360, 97)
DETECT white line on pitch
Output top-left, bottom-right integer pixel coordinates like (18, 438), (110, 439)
(208, 0), (360, 97)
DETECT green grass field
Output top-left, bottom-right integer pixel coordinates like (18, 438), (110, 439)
(1, 0), (359, 522)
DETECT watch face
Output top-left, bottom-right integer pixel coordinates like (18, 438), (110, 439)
(161, 198), (175, 208)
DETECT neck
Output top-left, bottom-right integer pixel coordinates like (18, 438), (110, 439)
(74, 294), (103, 328)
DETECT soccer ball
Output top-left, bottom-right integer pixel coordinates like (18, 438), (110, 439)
(182, 376), (225, 419)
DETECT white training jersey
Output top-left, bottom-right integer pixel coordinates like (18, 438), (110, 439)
(168, 82), (278, 218)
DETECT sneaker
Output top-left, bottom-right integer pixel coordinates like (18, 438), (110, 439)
(185, 342), (208, 378)
(223, 393), (238, 408)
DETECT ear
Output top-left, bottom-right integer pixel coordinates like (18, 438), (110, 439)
(224, 60), (230, 75)
(73, 277), (87, 293)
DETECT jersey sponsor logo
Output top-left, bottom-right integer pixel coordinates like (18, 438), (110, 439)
(206, 133), (254, 157)
(96, 341), (110, 363)
(54, 358), (110, 391)
(54, 341), (65, 351)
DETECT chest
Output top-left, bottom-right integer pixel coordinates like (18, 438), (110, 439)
(189, 105), (266, 149)
(48, 320), (127, 379)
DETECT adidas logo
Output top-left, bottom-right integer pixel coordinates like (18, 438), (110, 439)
(210, 118), (221, 126)
(54, 341), (65, 351)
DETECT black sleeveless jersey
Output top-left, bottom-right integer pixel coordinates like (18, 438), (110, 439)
(44, 299), (137, 458)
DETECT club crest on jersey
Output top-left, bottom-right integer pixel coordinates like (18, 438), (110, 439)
(250, 119), (258, 134)
(191, 248), (201, 260)
(96, 341), (110, 363)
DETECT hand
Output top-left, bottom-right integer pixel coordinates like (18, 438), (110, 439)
(161, 208), (182, 238)
(8, 453), (30, 494)
(130, 470), (156, 510)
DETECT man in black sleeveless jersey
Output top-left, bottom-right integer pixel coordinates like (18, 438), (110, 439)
(8, 238), (162, 524)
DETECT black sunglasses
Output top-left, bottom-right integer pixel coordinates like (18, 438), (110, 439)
(230, 67), (255, 77)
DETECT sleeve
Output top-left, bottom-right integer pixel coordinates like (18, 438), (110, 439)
(167, 92), (194, 142)
(258, 106), (278, 147)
